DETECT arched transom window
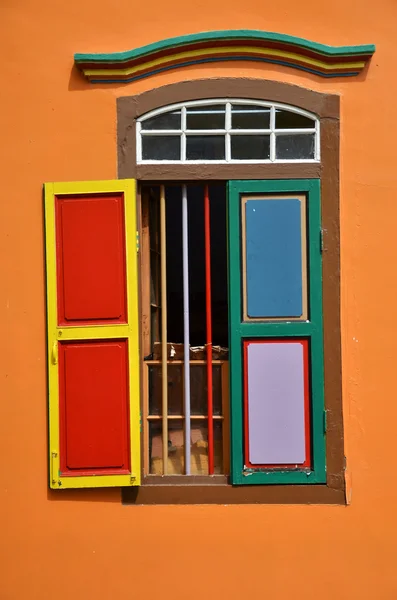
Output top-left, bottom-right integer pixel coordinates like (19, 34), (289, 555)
(137, 100), (320, 164)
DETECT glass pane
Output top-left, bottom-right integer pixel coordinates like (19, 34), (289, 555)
(149, 419), (185, 475)
(149, 194), (160, 252)
(276, 134), (315, 160)
(214, 420), (224, 474)
(148, 365), (183, 415)
(149, 420), (224, 475)
(142, 135), (180, 160)
(186, 104), (225, 130)
(150, 306), (160, 346)
(231, 135), (270, 160)
(275, 110), (315, 129)
(141, 110), (181, 130)
(150, 251), (160, 306)
(148, 364), (223, 415)
(190, 365), (222, 415)
(191, 422), (208, 475)
(186, 135), (225, 160)
(231, 105), (270, 129)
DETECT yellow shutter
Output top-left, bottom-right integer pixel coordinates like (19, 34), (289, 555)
(44, 180), (140, 488)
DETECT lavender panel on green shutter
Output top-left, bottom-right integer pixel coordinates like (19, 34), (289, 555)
(246, 341), (306, 465)
(245, 199), (302, 318)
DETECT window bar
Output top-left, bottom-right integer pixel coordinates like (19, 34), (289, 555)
(315, 117), (321, 161)
(136, 121), (142, 162)
(160, 184), (168, 474)
(225, 102), (231, 162)
(204, 184), (214, 474)
(182, 184), (191, 474)
(181, 106), (187, 161)
(270, 105), (276, 162)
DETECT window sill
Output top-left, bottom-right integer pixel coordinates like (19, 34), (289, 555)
(122, 479), (345, 505)
(143, 475), (228, 485)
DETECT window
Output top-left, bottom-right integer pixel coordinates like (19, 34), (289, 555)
(44, 178), (325, 488)
(137, 100), (319, 163)
(140, 179), (324, 485)
(45, 79), (344, 503)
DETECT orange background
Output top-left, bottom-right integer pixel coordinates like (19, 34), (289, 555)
(1, 0), (397, 597)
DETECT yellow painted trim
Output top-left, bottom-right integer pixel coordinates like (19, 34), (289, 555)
(124, 179), (141, 488)
(83, 46), (365, 77)
(56, 325), (130, 340)
(51, 180), (132, 194)
(44, 179), (140, 490)
(45, 182), (61, 489)
(51, 474), (137, 489)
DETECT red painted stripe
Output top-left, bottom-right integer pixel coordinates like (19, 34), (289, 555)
(55, 193), (127, 326)
(59, 340), (131, 476)
(243, 339), (311, 470)
(204, 184), (214, 475)
(243, 341), (250, 469)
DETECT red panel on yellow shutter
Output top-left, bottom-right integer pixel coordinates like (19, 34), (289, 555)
(55, 194), (127, 325)
(59, 340), (130, 476)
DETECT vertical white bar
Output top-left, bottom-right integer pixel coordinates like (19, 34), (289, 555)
(315, 118), (320, 161)
(182, 184), (191, 474)
(136, 121), (142, 162)
(225, 102), (231, 162)
(270, 105), (276, 162)
(181, 107), (187, 161)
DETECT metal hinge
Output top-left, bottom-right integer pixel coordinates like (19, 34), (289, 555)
(136, 231), (140, 253)
(323, 410), (327, 433)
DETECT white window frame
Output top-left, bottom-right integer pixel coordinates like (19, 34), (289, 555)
(137, 99), (320, 164)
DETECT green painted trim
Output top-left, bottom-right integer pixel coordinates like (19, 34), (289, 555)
(74, 30), (375, 64)
(227, 179), (326, 486)
(227, 184), (242, 484)
(239, 321), (317, 337)
(306, 180), (326, 483)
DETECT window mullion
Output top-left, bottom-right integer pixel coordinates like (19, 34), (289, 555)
(225, 102), (231, 162)
(315, 117), (321, 161)
(181, 106), (187, 161)
(270, 106), (276, 162)
(136, 121), (142, 162)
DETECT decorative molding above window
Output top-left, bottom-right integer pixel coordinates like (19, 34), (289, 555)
(74, 30), (375, 84)
(137, 100), (320, 164)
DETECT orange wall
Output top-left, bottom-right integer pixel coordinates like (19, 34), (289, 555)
(1, 0), (397, 597)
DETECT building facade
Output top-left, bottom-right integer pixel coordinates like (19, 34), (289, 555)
(1, 0), (395, 597)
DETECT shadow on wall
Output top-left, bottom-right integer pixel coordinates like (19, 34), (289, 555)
(47, 487), (123, 503)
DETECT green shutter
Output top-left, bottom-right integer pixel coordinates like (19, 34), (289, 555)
(227, 179), (326, 485)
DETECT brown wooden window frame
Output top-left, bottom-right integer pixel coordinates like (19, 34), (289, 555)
(117, 78), (344, 505)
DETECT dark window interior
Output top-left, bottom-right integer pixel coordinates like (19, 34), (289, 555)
(164, 184), (228, 348)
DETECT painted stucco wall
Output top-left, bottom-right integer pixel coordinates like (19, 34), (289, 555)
(1, 0), (396, 597)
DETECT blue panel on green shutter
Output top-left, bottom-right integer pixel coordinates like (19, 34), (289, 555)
(245, 199), (302, 318)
